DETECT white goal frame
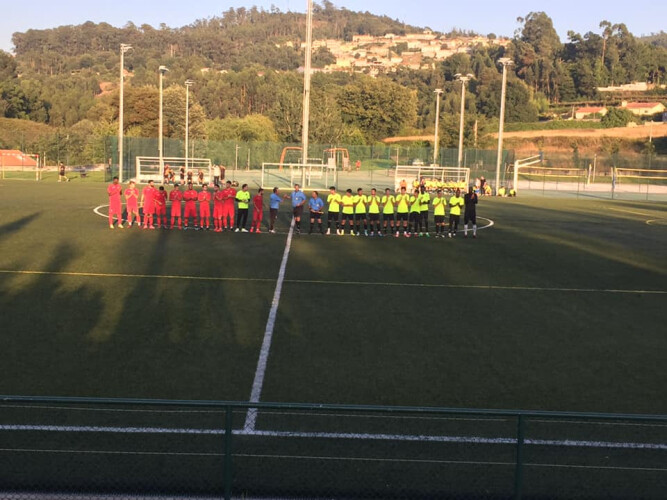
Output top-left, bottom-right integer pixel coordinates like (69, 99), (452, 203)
(394, 165), (470, 192)
(261, 163), (337, 190)
(612, 168), (667, 199)
(135, 156), (212, 184)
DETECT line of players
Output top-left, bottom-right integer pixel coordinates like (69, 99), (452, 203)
(107, 177), (480, 238)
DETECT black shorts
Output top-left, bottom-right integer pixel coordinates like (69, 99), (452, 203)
(409, 212), (420, 223)
(383, 213), (395, 222)
(293, 206), (304, 217)
(397, 213), (408, 222)
(464, 212), (476, 224)
(354, 213), (366, 222)
(434, 215), (445, 224)
(421, 211), (429, 219)
(328, 212), (340, 221)
(310, 211), (323, 220)
(342, 213), (354, 221)
(368, 213), (380, 221)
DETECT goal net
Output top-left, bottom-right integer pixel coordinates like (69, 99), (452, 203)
(613, 168), (667, 199)
(262, 163), (337, 191)
(0, 151), (42, 180)
(135, 157), (212, 184)
(394, 166), (470, 193)
(514, 165), (589, 192)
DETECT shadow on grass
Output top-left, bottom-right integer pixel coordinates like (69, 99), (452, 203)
(0, 212), (41, 239)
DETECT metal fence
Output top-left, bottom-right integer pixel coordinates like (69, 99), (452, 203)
(1, 396), (665, 499)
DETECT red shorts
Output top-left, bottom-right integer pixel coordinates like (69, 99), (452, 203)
(171, 204), (182, 217)
(213, 204), (224, 218)
(252, 210), (263, 222)
(200, 204), (211, 217)
(184, 203), (197, 218)
(222, 204), (235, 219)
(143, 204), (155, 215)
(156, 206), (166, 216)
(109, 203), (122, 215)
(126, 202), (139, 213)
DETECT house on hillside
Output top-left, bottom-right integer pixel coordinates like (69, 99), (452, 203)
(621, 102), (666, 116)
(0, 150), (38, 168)
(574, 106), (608, 120)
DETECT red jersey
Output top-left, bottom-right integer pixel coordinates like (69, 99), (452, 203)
(183, 189), (198, 205)
(107, 183), (122, 204)
(125, 187), (139, 207)
(142, 186), (156, 208)
(213, 191), (225, 207)
(252, 194), (263, 212)
(169, 189), (183, 203)
(221, 188), (237, 206)
(197, 190), (212, 203)
(154, 190), (167, 207)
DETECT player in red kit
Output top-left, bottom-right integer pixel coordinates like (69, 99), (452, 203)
(212, 184), (225, 232)
(250, 188), (264, 233)
(183, 183), (198, 230)
(124, 181), (140, 227)
(107, 176), (123, 229)
(154, 186), (168, 228)
(169, 184), (183, 229)
(221, 180), (237, 231)
(141, 180), (157, 229)
(197, 183), (212, 230)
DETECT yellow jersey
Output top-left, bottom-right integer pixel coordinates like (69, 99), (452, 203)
(409, 195), (421, 213)
(381, 195), (395, 214)
(341, 195), (355, 214)
(327, 192), (341, 212)
(449, 195), (464, 216)
(395, 194), (410, 214)
(367, 195), (381, 214)
(432, 196), (446, 216)
(236, 190), (250, 209)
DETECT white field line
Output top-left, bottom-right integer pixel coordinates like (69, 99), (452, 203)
(1, 269), (664, 295)
(0, 424), (666, 451)
(243, 218), (295, 431)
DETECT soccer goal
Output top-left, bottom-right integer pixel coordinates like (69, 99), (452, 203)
(394, 165), (470, 193)
(135, 157), (212, 184)
(0, 151), (42, 180)
(514, 165), (589, 193)
(261, 162), (337, 190)
(612, 168), (667, 200)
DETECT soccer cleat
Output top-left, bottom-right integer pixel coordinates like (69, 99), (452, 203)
(448, 233), (452, 238)
(395, 231), (399, 237)
(326, 228), (331, 235)
(269, 229), (276, 234)
(425, 233), (430, 238)
(378, 232), (384, 237)
(235, 228), (240, 233)
(473, 234), (477, 239)
(404, 233), (410, 238)
(256, 229), (262, 234)
(370, 232), (375, 237)
(364, 230), (368, 236)
(250, 228), (255, 233)
(241, 228), (248, 233)
(118, 224), (124, 229)
(419, 232), (423, 237)
(350, 231), (355, 236)
(109, 225), (114, 229)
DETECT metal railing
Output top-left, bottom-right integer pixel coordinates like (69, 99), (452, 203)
(1, 395), (665, 499)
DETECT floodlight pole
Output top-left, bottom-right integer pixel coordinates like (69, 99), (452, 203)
(300, 0), (314, 187)
(158, 65), (169, 180)
(433, 89), (443, 166)
(185, 80), (194, 172)
(456, 74), (473, 168)
(118, 44), (132, 183)
(496, 58), (513, 193)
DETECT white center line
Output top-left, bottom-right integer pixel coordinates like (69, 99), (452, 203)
(243, 219), (295, 431)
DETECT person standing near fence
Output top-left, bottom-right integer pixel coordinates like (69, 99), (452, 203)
(341, 189), (355, 235)
(381, 188), (395, 237)
(58, 162), (69, 182)
(448, 188), (464, 238)
(250, 188), (264, 233)
(107, 176), (123, 229)
(141, 180), (157, 229)
(432, 190), (447, 238)
(221, 181), (237, 231)
(395, 186), (410, 237)
(235, 184), (251, 232)
(154, 186), (168, 228)
(308, 191), (325, 234)
(464, 186), (478, 239)
(125, 181), (140, 227)
(213, 165), (221, 187)
(353, 188), (368, 236)
(183, 182), (198, 230)
(367, 188), (382, 236)
(268, 187), (284, 234)
(198, 183), (212, 230)
(169, 184), (183, 230)
(326, 186), (341, 235)
(290, 184), (307, 235)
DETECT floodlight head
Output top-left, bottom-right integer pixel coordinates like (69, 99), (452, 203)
(159, 65), (169, 74)
(185, 79), (195, 87)
(434, 88), (443, 94)
(120, 43), (133, 53)
(498, 57), (514, 66)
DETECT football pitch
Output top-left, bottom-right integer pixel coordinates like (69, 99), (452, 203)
(0, 180), (666, 498)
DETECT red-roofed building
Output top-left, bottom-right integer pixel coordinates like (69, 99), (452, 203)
(621, 102), (666, 116)
(575, 106), (608, 120)
(0, 150), (38, 168)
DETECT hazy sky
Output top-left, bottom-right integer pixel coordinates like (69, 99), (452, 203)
(2, 0), (665, 53)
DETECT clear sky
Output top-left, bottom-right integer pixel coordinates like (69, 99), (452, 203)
(1, 0), (665, 53)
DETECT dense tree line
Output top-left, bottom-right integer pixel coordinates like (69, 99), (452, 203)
(0, 6), (665, 165)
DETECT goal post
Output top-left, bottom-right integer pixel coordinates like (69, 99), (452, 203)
(514, 165), (589, 193)
(0, 151), (42, 180)
(135, 157), (212, 184)
(394, 165), (470, 193)
(612, 168), (667, 200)
(261, 163), (337, 190)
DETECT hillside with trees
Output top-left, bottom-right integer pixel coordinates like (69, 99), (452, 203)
(0, 5), (665, 165)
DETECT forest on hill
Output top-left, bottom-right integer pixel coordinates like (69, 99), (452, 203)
(0, 3), (665, 164)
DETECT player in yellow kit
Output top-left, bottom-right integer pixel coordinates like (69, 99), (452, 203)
(353, 188), (368, 236)
(381, 188), (395, 237)
(341, 189), (356, 235)
(448, 188), (465, 238)
(326, 186), (342, 235)
(394, 186), (410, 237)
(432, 189), (447, 238)
(366, 188), (382, 237)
